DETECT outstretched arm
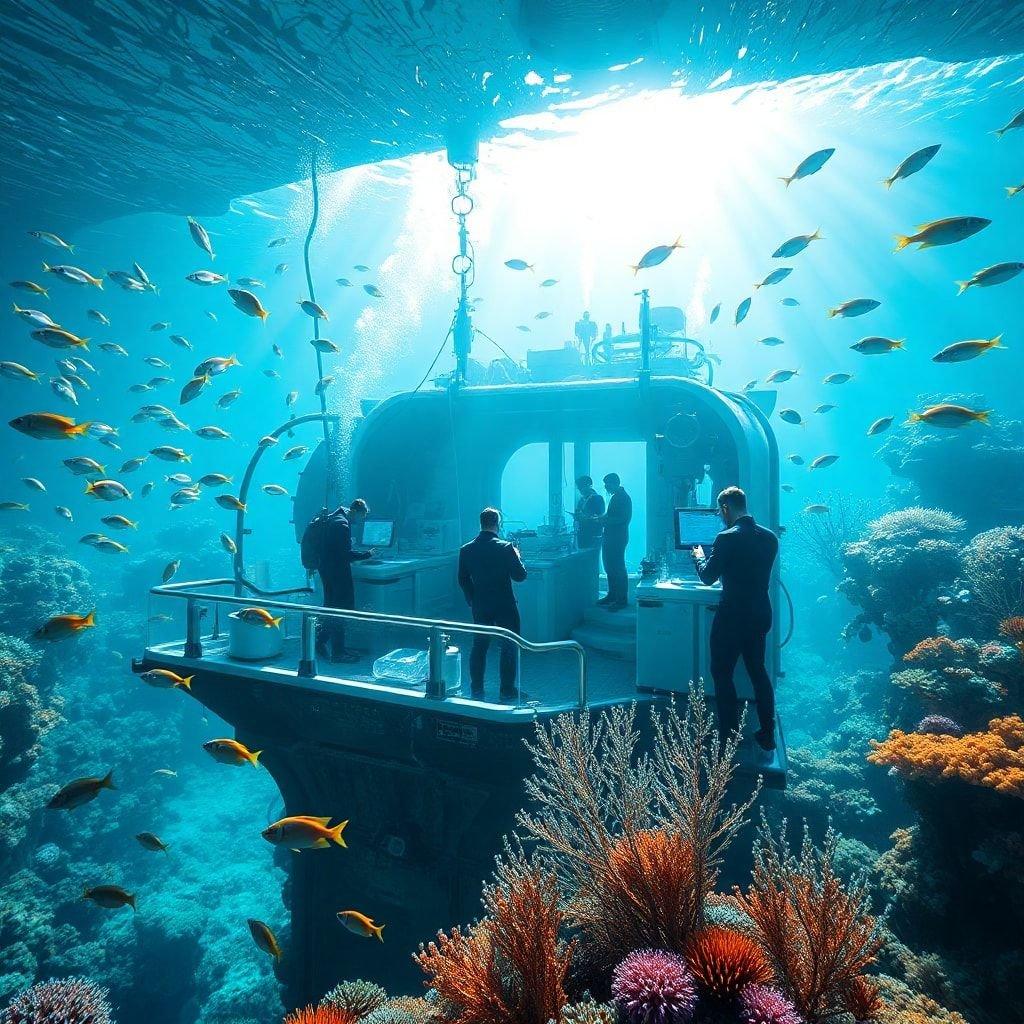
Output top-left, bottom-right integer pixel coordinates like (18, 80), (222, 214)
(695, 536), (725, 585)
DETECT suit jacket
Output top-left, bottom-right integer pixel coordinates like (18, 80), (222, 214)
(458, 531), (527, 614)
(602, 487), (632, 545)
(695, 515), (778, 629)
(575, 490), (605, 547)
(320, 508), (373, 580)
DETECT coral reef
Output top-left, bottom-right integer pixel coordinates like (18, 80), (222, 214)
(0, 976), (113, 1024)
(283, 1008), (356, 1024)
(736, 985), (804, 1024)
(684, 927), (773, 1003)
(873, 976), (968, 1024)
(558, 997), (617, 1024)
(320, 981), (388, 1018)
(914, 716), (963, 737)
(610, 949), (697, 1023)
(962, 526), (1024, 631)
(868, 715), (1024, 796)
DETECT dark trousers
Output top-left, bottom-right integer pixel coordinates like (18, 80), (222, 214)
(602, 537), (628, 602)
(709, 613), (775, 739)
(470, 605), (521, 696)
(318, 571), (353, 656)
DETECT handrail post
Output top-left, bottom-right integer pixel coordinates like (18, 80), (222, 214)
(426, 626), (447, 699)
(184, 598), (203, 659)
(578, 648), (588, 709)
(298, 613), (318, 677)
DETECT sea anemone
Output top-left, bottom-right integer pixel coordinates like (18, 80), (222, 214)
(737, 984), (804, 1024)
(283, 1006), (358, 1024)
(320, 980), (388, 1018)
(1, 977), (113, 1024)
(915, 715), (965, 737)
(611, 949), (699, 1024)
(685, 927), (773, 1003)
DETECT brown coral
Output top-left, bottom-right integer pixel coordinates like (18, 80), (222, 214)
(999, 615), (1024, 654)
(684, 926), (772, 1001)
(867, 715), (1024, 797)
(842, 974), (884, 1021)
(903, 636), (964, 665)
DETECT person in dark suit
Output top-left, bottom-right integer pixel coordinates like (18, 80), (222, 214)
(457, 507), (528, 701)
(692, 486), (779, 751)
(302, 498), (375, 663)
(572, 475), (605, 549)
(597, 472), (632, 611)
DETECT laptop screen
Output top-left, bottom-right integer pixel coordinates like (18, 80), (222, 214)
(360, 519), (395, 548)
(673, 508), (721, 549)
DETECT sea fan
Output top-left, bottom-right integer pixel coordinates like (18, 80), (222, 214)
(841, 975), (884, 1022)
(283, 1006), (358, 1024)
(737, 984), (804, 1024)
(1, 978), (113, 1024)
(685, 927), (773, 1002)
(611, 949), (698, 1024)
(320, 980), (388, 1018)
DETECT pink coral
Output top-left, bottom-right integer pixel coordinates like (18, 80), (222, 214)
(611, 949), (698, 1024)
(737, 984), (804, 1024)
(1, 977), (112, 1024)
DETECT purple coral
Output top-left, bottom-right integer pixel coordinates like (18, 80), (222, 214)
(915, 715), (964, 737)
(737, 984), (804, 1024)
(612, 949), (698, 1024)
(1, 977), (113, 1024)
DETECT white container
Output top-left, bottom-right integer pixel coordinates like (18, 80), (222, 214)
(228, 610), (283, 661)
(443, 645), (462, 693)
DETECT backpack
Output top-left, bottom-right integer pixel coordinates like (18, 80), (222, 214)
(301, 511), (329, 572)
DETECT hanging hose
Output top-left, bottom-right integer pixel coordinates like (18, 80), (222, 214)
(779, 577), (795, 648)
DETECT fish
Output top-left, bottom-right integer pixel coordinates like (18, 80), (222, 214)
(170, 334), (193, 350)
(160, 415), (190, 432)
(12, 303), (58, 328)
(804, 504), (830, 514)
(144, 356), (170, 368)
(810, 454), (839, 470)
(98, 437), (121, 451)
(152, 768), (177, 778)
(262, 484), (288, 496)
(772, 230), (822, 258)
(823, 372), (853, 384)
(217, 390), (242, 408)
(298, 299), (329, 320)
(203, 738), (260, 767)
(228, 288), (269, 321)
(136, 832), (169, 853)
(275, 263), (288, 275)
(268, 236), (289, 248)
(186, 270), (228, 286)
(162, 560), (180, 583)
(787, 454), (805, 465)
(99, 343), (128, 356)
(956, 262), (1024, 294)
(337, 910), (384, 942)
(283, 445), (308, 461)
(336, 278), (352, 287)
(11, 279), (49, 297)
(894, 216), (990, 252)
(215, 494), (246, 512)
(883, 144), (941, 188)
(310, 338), (340, 353)
(31, 326), (89, 349)
(55, 505), (73, 521)
(179, 375), (209, 405)
(107, 270), (146, 291)
(195, 355), (240, 377)
(814, 403), (836, 414)
(95, 537), (129, 554)
(353, 265), (370, 273)
(10, 413), (92, 440)
(780, 297), (800, 307)
(285, 391), (298, 408)
(1008, 183), (1024, 198)
(264, 369), (280, 379)
(735, 297), (751, 325)
(754, 268), (793, 289)
(100, 514), (137, 530)
(196, 426), (231, 441)
(139, 668), (193, 690)
(262, 815), (347, 850)
(65, 373), (89, 389)
(504, 259), (533, 271)
(908, 404), (990, 428)
(360, 284), (382, 299)
(50, 377), (77, 405)
(79, 533), (105, 547)
(315, 377), (334, 396)
(828, 298), (880, 318)
(148, 377), (171, 388)
(932, 336), (1005, 363)
(517, 325), (531, 333)
(42, 262), (103, 288)
(165, 473), (192, 484)
(709, 303), (721, 324)
(743, 380), (758, 391)
(779, 148), (834, 186)
(539, 279), (558, 289)
(150, 322), (170, 332)
(994, 107), (1024, 138)
(198, 473), (232, 487)
(781, 484), (795, 493)
(259, 436), (279, 448)
(248, 919), (282, 961)
(29, 229), (75, 252)
(63, 456), (105, 476)
(187, 216), (215, 259)
(82, 885), (136, 912)
(851, 337), (903, 355)
(87, 309), (111, 326)
(22, 477), (46, 492)
(1, 361), (39, 382)
(238, 607), (282, 628)
(151, 445), (191, 463)
(47, 769), (113, 809)
(133, 262), (156, 292)
(220, 532), (237, 554)
(170, 486), (201, 508)
(867, 416), (894, 436)
(0, 502), (29, 511)
(236, 277), (264, 288)
(757, 337), (785, 347)
(765, 368), (799, 383)
(140, 482), (155, 498)
(85, 478), (131, 501)
(631, 237), (683, 274)
(778, 409), (802, 425)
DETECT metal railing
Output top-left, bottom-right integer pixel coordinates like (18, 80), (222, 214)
(148, 578), (589, 709)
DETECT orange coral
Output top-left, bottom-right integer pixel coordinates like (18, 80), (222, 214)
(684, 926), (773, 1001)
(842, 975), (884, 1020)
(903, 636), (963, 665)
(999, 615), (1024, 654)
(868, 715), (1024, 797)
(283, 1007), (357, 1024)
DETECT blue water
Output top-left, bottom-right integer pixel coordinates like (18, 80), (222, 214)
(1, 51), (1023, 1024)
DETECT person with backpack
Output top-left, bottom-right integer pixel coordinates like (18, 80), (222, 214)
(301, 498), (376, 663)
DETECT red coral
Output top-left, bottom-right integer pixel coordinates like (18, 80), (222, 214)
(283, 1007), (358, 1024)
(842, 975), (884, 1021)
(684, 927), (773, 1002)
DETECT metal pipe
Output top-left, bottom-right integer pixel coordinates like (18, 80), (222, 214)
(426, 625), (446, 699)
(297, 613), (317, 677)
(184, 598), (203, 658)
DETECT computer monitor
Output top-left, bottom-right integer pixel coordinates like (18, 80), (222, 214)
(673, 507), (722, 549)
(359, 518), (395, 549)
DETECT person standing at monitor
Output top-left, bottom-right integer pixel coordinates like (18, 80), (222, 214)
(691, 486), (778, 752)
(597, 472), (632, 611)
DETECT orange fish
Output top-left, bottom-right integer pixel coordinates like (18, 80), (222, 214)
(203, 738), (261, 767)
(248, 918), (282, 961)
(9, 412), (92, 440)
(238, 607), (282, 628)
(34, 610), (96, 641)
(337, 910), (384, 942)
(139, 668), (193, 690)
(47, 770), (115, 810)
(262, 815), (348, 850)
(83, 885), (136, 911)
